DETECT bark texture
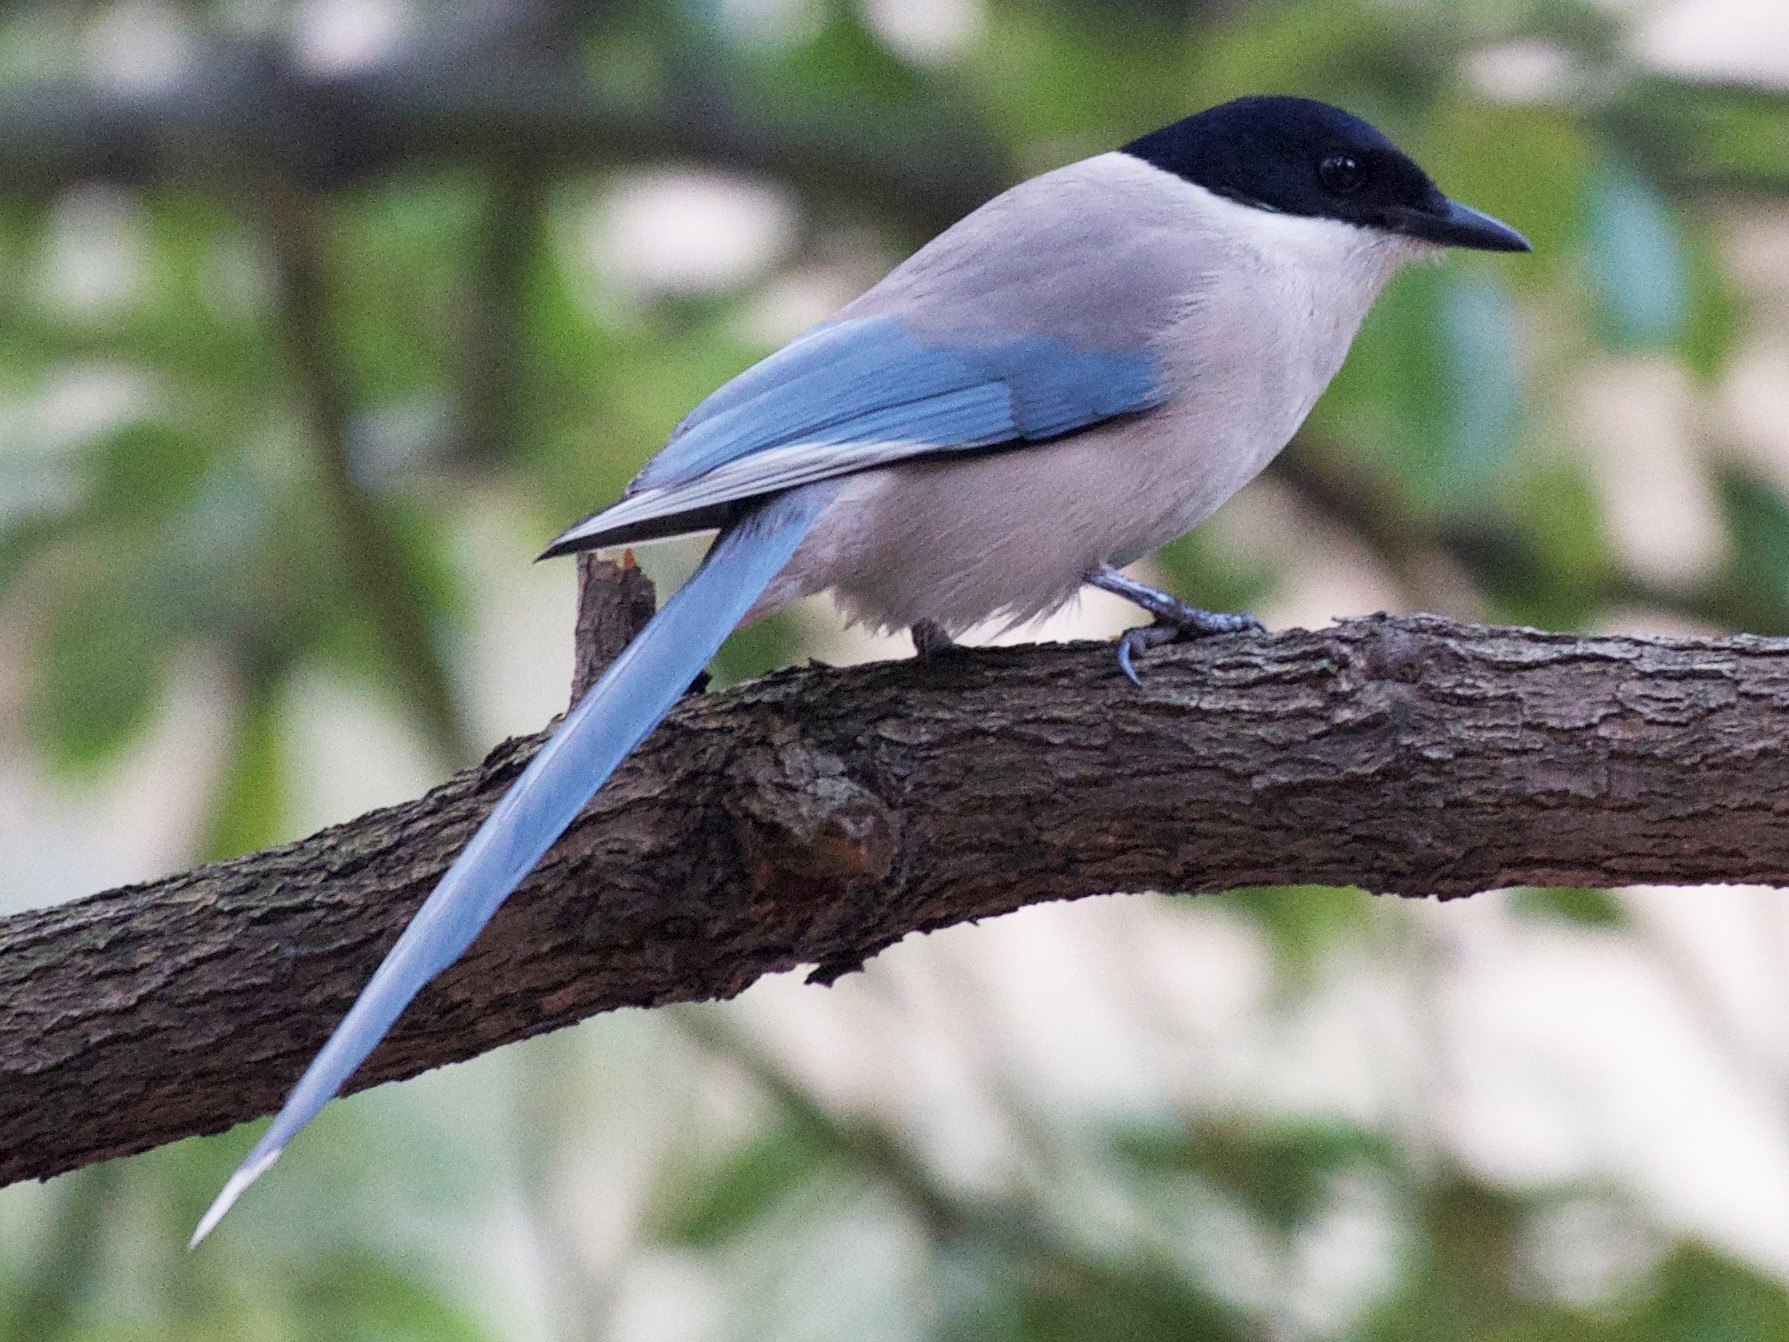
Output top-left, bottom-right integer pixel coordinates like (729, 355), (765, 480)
(6, 615), (1789, 1187)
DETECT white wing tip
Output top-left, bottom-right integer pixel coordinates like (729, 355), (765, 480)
(189, 1145), (282, 1249)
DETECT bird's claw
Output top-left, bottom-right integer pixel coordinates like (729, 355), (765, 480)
(1116, 625), (1165, 685)
(1085, 564), (1262, 682)
(1114, 610), (1263, 684)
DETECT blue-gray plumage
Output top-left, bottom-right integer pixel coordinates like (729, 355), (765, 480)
(544, 314), (1170, 550)
(194, 95), (1528, 1243)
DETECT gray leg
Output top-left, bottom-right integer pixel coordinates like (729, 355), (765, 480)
(1086, 564), (1263, 685)
(911, 619), (956, 658)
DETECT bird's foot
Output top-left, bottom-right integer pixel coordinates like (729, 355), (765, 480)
(1086, 564), (1261, 684)
(911, 619), (957, 659)
(1114, 610), (1262, 684)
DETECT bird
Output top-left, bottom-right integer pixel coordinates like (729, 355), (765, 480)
(192, 94), (1529, 1244)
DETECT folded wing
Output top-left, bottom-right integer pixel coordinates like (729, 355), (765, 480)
(543, 313), (1169, 555)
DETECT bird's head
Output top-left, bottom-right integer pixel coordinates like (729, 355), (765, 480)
(1124, 95), (1531, 254)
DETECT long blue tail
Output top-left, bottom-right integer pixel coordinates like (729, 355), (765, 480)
(192, 492), (825, 1246)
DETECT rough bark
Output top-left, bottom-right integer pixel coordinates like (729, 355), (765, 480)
(6, 615), (1789, 1187)
(571, 552), (660, 701)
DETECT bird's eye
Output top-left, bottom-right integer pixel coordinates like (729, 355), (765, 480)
(1319, 154), (1365, 193)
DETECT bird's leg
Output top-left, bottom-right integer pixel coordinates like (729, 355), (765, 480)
(910, 619), (957, 659)
(1086, 564), (1263, 685)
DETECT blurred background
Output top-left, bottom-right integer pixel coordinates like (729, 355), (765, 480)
(4, 0), (1789, 1336)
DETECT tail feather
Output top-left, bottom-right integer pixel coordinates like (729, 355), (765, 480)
(191, 491), (826, 1247)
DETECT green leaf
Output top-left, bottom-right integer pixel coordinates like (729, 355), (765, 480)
(1720, 471), (1789, 606)
(0, 515), (60, 598)
(1118, 1119), (1398, 1235)
(199, 679), (289, 860)
(976, 1), (1193, 153)
(714, 607), (802, 686)
(1638, 1245), (1789, 1342)
(655, 1130), (826, 1247)
(934, 1236), (1253, 1342)
(1679, 223), (1744, 382)
(33, 573), (167, 771)
(334, 174), (483, 402)
(1212, 884), (1375, 988)
(1618, 79), (1789, 196)
(759, 7), (930, 108)
(934, 1243), (1029, 1342)
(1010, 1258), (1249, 1342)
(293, 1253), (491, 1342)
(89, 420), (211, 520)
(1365, 1175), (1579, 1342)
(1193, 0), (1449, 117)
(1316, 265), (1524, 508)
(1151, 527), (1275, 625)
(1512, 887), (1626, 928)
(1415, 102), (1592, 271)
(1503, 457), (1616, 623)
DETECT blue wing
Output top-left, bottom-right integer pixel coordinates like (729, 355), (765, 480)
(543, 314), (1168, 554)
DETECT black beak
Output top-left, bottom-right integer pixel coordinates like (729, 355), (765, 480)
(1394, 198), (1532, 252)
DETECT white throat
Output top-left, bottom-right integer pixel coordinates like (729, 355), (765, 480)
(1187, 177), (1429, 303)
(1097, 152), (1429, 366)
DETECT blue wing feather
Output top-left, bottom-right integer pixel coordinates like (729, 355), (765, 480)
(635, 318), (995, 492)
(551, 315), (1167, 553)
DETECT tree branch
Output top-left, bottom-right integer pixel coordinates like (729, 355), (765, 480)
(0, 35), (1002, 234)
(7, 615), (1789, 1187)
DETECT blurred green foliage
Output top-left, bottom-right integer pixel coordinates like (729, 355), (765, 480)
(5, 0), (1789, 1337)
